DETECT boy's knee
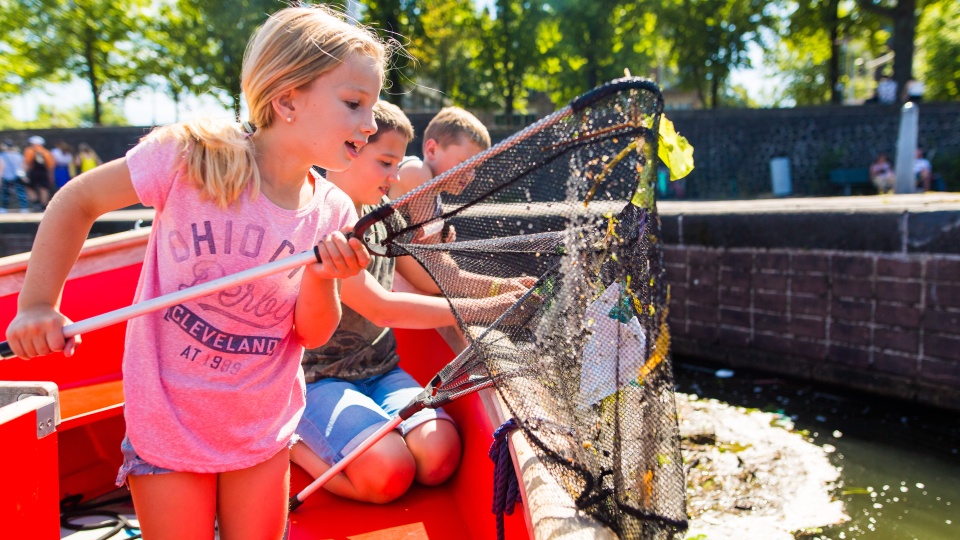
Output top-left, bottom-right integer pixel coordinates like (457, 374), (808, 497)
(349, 438), (416, 503)
(414, 450), (460, 486)
(407, 422), (462, 485)
(355, 457), (416, 503)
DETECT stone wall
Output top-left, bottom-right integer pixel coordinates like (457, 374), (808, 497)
(0, 126), (152, 163)
(665, 102), (960, 198)
(0, 114), (486, 163)
(4, 102), (957, 199)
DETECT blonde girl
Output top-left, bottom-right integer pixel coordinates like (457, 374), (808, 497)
(4, 5), (388, 539)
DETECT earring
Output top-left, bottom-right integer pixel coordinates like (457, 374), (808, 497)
(286, 117), (293, 123)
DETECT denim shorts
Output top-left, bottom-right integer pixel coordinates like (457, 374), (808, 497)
(295, 367), (454, 465)
(115, 434), (174, 487)
(115, 434), (299, 487)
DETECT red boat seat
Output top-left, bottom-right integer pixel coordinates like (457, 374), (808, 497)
(57, 380), (126, 503)
(60, 379), (124, 424)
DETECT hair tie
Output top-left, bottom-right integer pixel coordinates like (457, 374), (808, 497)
(241, 121), (257, 136)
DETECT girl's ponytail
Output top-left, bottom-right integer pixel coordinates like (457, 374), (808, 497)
(142, 5), (387, 209)
(145, 119), (260, 209)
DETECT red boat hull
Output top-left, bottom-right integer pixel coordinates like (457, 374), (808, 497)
(0, 234), (529, 539)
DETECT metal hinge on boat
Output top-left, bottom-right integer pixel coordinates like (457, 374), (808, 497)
(0, 381), (61, 438)
(36, 399), (57, 438)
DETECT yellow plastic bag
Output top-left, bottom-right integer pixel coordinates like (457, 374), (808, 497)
(658, 116), (694, 181)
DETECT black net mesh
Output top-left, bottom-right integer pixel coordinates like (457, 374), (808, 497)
(359, 78), (687, 538)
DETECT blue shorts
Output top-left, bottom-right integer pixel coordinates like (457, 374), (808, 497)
(115, 434), (174, 487)
(295, 367), (454, 465)
(115, 434), (298, 487)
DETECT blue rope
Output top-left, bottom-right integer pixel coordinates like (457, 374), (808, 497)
(489, 418), (521, 540)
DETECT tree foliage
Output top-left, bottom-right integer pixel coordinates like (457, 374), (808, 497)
(916, 1), (960, 100)
(857, 0), (917, 99)
(775, 0), (887, 105)
(2, 0), (957, 129)
(533, 0), (659, 106)
(180, 0), (278, 117)
(138, 1), (210, 120)
(656, 0), (777, 109)
(0, 0), (151, 125)
(404, 0), (487, 107)
(478, 0), (551, 115)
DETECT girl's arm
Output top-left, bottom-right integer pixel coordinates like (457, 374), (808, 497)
(4, 159), (141, 358)
(340, 269), (524, 329)
(294, 230), (370, 349)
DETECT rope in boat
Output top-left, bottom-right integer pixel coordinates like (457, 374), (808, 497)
(60, 493), (142, 540)
(489, 418), (521, 540)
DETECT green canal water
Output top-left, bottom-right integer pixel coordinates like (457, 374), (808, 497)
(674, 358), (959, 540)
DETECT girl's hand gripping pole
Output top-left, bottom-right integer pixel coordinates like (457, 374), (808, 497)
(0, 211), (388, 361)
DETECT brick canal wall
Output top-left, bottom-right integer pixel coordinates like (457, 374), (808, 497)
(661, 195), (960, 412)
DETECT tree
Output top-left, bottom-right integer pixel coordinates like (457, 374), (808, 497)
(857, 0), (917, 100)
(405, 0), (487, 107)
(656, 0), (776, 109)
(139, 2), (210, 122)
(784, 0), (846, 104)
(184, 0), (278, 117)
(916, 1), (960, 100)
(776, 0), (887, 105)
(479, 0), (550, 115)
(0, 0), (151, 125)
(535, 0), (658, 105)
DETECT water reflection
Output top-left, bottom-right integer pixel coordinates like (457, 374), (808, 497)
(675, 358), (959, 540)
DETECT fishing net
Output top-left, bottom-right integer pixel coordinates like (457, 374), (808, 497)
(359, 77), (688, 538)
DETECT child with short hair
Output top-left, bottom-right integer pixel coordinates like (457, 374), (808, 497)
(5, 5), (385, 537)
(389, 106), (492, 202)
(293, 101), (524, 504)
(387, 106), (508, 351)
(389, 107), (491, 245)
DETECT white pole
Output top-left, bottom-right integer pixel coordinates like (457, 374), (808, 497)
(290, 415), (404, 511)
(894, 101), (919, 194)
(1, 249), (319, 359)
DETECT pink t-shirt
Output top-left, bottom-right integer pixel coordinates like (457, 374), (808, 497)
(123, 136), (355, 473)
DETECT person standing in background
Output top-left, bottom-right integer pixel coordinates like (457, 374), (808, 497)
(23, 135), (54, 210)
(74, 143), (102, 174)
(904, 79), (924, 103)
(0, 140), (31, 213)
(51, 141), (75, 190)
(914, 148), (933, 192)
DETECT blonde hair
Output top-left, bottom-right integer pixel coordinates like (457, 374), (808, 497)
(369, 101), (414, 144)
(145, 5), (388, 209)
(423, 107), (491, 151)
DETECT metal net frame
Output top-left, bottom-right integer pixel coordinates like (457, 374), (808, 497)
(357, 77), (688, 538)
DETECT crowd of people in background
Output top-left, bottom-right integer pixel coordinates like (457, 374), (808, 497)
(0, 136), (101, 213)
(864, 65), (925, 106)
